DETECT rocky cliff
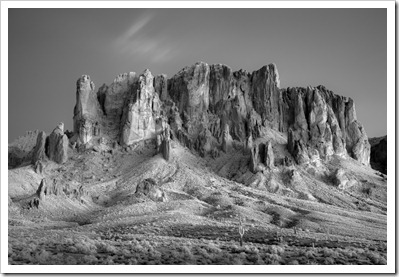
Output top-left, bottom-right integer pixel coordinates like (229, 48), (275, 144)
(66, 61), (370, 168)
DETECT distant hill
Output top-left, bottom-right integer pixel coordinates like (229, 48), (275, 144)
(369, 135), (387, 175)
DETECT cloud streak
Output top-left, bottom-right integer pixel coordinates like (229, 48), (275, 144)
(114, 13), (177, 63)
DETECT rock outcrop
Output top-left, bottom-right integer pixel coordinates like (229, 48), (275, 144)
(37, 178), (47, 200)
(154, 74), (168, 101)
(104, 72), (137, 120)
(34, 160), (45, 174)
(46, 123), (69, 164)
(333, 168), (357, 190)
(161, 126), (171, 161)
(32, 131), (46, 164)
(168, 62), (210, 140)
(69, 62), (370, 167)
(34, 178), (87, 207)
(284, 86), (369, 165)
(249, 141), (275, 173)
(264, 141), (274, 169)
(73, 75), (102, 144)
(8, 147), (27, 169)
(8, 130), (40, 169)
(135, 178), (167, 202)
(120, 69), (163, 146)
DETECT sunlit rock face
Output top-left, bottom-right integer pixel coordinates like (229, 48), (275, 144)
(73, 62), (370, 166)
(120, 69), (164, 146)
(283, 85), (369, 166)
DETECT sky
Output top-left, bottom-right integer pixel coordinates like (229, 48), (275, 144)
(8, 8), (387, 141)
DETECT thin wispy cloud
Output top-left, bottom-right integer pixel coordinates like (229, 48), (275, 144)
(114, 13), (177, 63)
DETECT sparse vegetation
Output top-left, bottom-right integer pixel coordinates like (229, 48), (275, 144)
(8, 129), (387, 266)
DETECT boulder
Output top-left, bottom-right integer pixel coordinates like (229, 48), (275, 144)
(334, 168), (357, 190)
(135, 178), (166, 202)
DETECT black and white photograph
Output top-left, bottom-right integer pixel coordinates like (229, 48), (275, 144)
(1, 1), (395, 274)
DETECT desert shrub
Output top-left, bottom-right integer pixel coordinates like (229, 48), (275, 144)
(180, 245), (194, 261)
(102, 255), (116, 265)
(268, 245), (285, 255)
(264, 253), (281, 265)
(148, 248), (162, 261)
(243, 245), (259, 255)
(362, 186), (373, 197)
(64, 255), (77, 265)
(82, 254), (98, 264)
(322, 247), (338, 258)
(230, 245), (241, 253)
(34, 249), (51, 263)
(193, 245), (211, 259)
(66, 245), (78, 253)
(127, 258), (138, 265)
(355, 248), (365, 255)
(305, 249), (317, 259)
(288, 259), (299, 265)
(20, 249), (35, 263)
(63, 237), (74, 245)
(95, 241), (117, 254)
(338, 247), (356, 258)
(204, 242), (222, 254)
(231, 256), (244, 265)
(366, 251), (386, 265)
(75, 239), (97, 255)
(246, 253), (260, 264)
(323, 256), (335, 265)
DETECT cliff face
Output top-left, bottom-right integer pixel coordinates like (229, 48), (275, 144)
(73, 75), (102, 144)
(70, 62), (370, 166)
(120, 69), (163, 146)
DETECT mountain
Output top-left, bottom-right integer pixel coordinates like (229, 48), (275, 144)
(8, 62), (387, 266)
